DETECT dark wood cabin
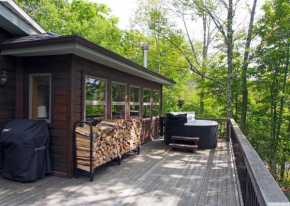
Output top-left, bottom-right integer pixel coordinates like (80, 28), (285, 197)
(0, 1), (174, 178)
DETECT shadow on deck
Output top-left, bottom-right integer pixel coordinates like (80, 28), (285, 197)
(0, 138), (239, 206)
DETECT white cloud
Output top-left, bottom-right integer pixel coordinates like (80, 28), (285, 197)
(89, 0), (138, 30)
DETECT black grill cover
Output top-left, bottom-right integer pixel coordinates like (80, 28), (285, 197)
(0, 119), (51, 182)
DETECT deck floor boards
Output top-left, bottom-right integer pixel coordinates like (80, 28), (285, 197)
(0, 138), (239, 206)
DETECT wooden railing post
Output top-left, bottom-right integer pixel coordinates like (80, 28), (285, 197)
(227, 121), (230, 141)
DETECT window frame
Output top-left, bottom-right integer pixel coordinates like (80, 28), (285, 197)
(130, 85), (141, 117)
(142, 88), (151, 118)
(29, 73), (52, 123)
(152, 90), (160, 117)
(111, 81), (126, 119)
(84, 75), (107, 121)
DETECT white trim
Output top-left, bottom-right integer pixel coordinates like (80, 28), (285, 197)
(130, 102), (140, 106)
(0, 0), (45, 34)
(84, 75), (107, 121)
(1, 43), (174, 85)
(112, 102), (126, 105)
(29, 73), (51, 123)
(0, 4), (37, 35)
(85, 100), (106, 105)
(130, 85), (140, 89)
(112, 81), (126, 86)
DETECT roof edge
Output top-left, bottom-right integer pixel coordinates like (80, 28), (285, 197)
(0, 0), (46, 34)
(0, 35), (175, 85)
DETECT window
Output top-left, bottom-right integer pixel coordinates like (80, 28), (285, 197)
(153, 91), (160, 116)
(112, 82), (126, 119)
(130, 86), (140, 117)
(85, 76), (106, 125)
(143, 89), (151, 118)
(29, 74), (51, 123)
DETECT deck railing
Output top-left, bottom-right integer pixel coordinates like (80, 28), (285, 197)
(160, 116), (290, 206)
(230, 119), (289, 206)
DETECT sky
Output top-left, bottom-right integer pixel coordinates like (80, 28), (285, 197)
(92, 0), (138, 30)
(89, 0), (265, 36)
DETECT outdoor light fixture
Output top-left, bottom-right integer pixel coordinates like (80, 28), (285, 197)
(0, 70), (8, 86)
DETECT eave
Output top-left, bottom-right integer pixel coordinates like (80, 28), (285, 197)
(0, 35), (175, 86)
(0, 0), (46, 35)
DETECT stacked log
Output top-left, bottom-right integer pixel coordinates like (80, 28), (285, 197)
(75, 117), (142, 172)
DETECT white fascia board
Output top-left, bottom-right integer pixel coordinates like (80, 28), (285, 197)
(2, 0), (46, 34)
(1, 43), (76, 56)
(1, 43), (173, 85)
(0, 3), (37, 35)
(0, 0), (46, 35)
(74, 44), (172, 85)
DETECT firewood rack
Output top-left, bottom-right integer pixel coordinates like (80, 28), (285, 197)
(73, 121), (95, 182)
(73, 121), (123, 182)
(73, 120), (141, 182)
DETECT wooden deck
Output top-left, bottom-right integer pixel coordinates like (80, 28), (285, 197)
(0, 138), (240, 206)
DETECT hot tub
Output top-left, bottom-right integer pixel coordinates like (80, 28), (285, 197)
(165, 115), (218, 149)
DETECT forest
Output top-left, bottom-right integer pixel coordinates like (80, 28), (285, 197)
(15, 0), (289, 198)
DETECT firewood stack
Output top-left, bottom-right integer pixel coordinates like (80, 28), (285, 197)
(75, 117), (142, 172)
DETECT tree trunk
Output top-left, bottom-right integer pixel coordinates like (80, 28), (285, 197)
(200, 11), (208, 115)
(270, 66), (278, 175)
(275, 43), (289, 178)
(240, 0), (258, 133)
(226, 0), (233, 118)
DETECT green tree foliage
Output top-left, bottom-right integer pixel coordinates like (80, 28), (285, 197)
(247, 0), (290, 190)
(15, 0), (290, 195)
(16, 0), (122, 52)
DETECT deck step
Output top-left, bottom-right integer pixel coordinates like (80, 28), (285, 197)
(169, 143), (198, 152)
(171, 136), (200, 142)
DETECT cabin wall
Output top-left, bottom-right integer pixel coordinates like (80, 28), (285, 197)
(22, 55), (72, 177)
(0, 28), (16, 170)
(73, 55), (162, 143)
(4, 53), (163, 178)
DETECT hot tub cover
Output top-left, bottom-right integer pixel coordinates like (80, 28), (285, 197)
(0, 119), (51, 182)
(165, 113), (218, 149)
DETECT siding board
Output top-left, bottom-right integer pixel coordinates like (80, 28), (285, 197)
(50, 137), (67, 146)
(54, 96), (68, 104)
(53, 112), (68, 121)
(54, 104), (67, 113)
(50, 145), (67, 155)
(54, 89), (68, 96)
(0, 28), (15, 170)
(53, 121), (67, 129)
(50, 129), (67, 138)
(22, 55), (70, 175)
(52, 162), (67, 172)
(50, 153), (67, 163)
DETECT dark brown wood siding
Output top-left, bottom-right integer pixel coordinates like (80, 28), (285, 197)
(1, 51), (163, 177)
(0, 28), (15, 170)
(22, 55), (71, 177)
(73, 55), (162, 143)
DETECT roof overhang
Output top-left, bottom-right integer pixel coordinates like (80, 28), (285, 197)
(0, 0), (46, 35)
(0, 36), (175, 85)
